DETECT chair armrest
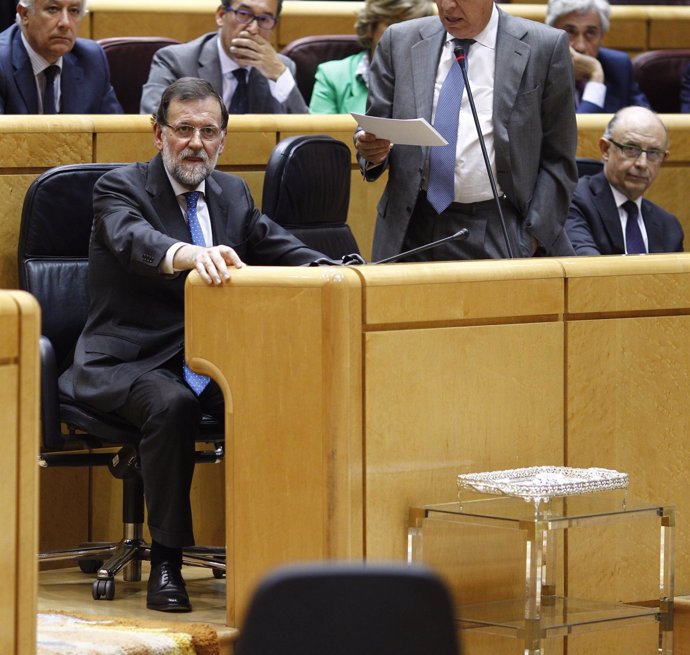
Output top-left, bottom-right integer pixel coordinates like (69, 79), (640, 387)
(39, 335), (63, 450)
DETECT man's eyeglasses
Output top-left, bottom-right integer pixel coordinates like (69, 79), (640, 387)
(165, 124), (223, 142)
(608, 138), (667, 163)
(225, 6), (279, 31)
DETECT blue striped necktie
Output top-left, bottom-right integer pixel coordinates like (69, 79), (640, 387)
(182, 191), (211, 395)
(623, 200), (646, 254)
(426, 39), (473, 214)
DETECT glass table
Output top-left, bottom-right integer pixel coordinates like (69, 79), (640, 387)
(408, 494), (674, 654)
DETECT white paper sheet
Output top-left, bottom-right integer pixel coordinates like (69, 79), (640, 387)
(351, 113), (447, 146)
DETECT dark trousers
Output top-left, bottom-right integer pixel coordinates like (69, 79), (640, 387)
(112, 355), (224, 548)
(401, 192), (532, 261)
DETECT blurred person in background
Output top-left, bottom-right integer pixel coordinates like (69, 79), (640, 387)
(309, 0), (434, 114)
(546, 0), (649, 113)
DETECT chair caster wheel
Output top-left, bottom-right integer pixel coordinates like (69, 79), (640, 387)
(212, 568), (225, 579)
(79, 558), (104, 574)
(92, 578), (115, 600)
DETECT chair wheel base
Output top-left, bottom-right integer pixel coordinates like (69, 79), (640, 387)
(92, 578), (115, 600)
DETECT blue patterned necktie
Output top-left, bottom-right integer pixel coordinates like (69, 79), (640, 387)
(426, 39), (473, 214)
(229, 68), (249, 114)
(43, 65), (59, 114)
(623, 200), (646, 254)
(182, 191), (211, 395)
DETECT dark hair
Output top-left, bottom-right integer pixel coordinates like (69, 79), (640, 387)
(154, 77), (229, 129)
(220, 0), (284, 17)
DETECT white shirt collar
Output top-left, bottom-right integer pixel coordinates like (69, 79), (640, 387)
(163, 164), (207, 199)
(20, 31), (63, 76)
(610, 184), (642, 214)
(444, 3), (498, 51)
(216, 31), (249, 77)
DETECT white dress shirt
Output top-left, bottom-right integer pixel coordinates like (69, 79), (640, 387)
(216, 34), (295, 108)
(161, 172), (214, 273)
(20, 32), (63, 113)
(430, 4), (501, 204)
(610, 185), (648, 253)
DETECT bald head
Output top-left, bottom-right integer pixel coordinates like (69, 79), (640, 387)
(600, 106), (669, 201)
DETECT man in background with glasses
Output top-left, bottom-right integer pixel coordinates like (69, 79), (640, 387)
(545, 0), (649, 113)
(566, 106), (683, 255)
(61, 77), (330, 613)
(140, 0), (307, 114)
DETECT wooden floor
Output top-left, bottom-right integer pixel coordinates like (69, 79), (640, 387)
(38, 562), (237, 653)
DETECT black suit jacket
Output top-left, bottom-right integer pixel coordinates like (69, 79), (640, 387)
(0, 24), (122, 114)
(566, 172), (684, 255)
(60, 155), (326, 412)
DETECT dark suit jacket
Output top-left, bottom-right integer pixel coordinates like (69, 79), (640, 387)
(577, 47), (650, 113)
(139, 32), (308, 114)
(60, 155), (326, 413)
(0, 24), (122, 114)
(566, 172), (684, 255)
(361, 12), (578, 260)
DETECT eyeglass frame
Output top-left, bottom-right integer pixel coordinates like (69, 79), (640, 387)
(224, 6), (279, 31)
(162, 123), (225, 142)
(607, 138), (667, 164)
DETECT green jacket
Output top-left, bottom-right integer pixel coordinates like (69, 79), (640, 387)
(309, 50), (368, 114)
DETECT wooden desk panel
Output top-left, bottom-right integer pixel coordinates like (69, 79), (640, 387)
(0, 291), (39, 655)
(83, 1), (690, 53)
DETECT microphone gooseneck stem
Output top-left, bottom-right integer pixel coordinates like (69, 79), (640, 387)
(374, 228), (469, 264)
(454, 46), (514, 259)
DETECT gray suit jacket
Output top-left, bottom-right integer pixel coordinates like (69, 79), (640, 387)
(362, 12), (578, 260)
(140, 31), (307, 114)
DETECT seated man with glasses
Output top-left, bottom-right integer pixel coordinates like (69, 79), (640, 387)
(545, 0), (649, 113)
(566, 106), (683, 255)
(60, 77), (333, 613)
(140, 0), (307, 114)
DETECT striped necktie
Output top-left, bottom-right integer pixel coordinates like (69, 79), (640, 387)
(623, 200), (646, 254)
(182, 191), (211, 395)
(426, 39), (474, 214)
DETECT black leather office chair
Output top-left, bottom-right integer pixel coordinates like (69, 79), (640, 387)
(18, 163), (225, 602)
(280, 35), (363, 104)
(262, 134), (361, 259)
(235, 562), (460, 655)
(98, 36), (180, 113)
(576, 157), (604, 178)
(633, 49), (690, 113)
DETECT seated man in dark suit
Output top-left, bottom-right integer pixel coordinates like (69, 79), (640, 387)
(0, 0), (122, 113)
(546, 0), (650, 113)
(566, 106), (683, 255)
(59, 77), (336, 613)
(140, 0), (307, 115)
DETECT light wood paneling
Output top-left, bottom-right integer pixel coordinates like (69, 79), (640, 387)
(83, 1), (690, 52)
(0, 291), (40, 655)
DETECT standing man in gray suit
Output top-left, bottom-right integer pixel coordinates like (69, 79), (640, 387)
(140, 0), (307, 114)
(355, 0), (578, 261)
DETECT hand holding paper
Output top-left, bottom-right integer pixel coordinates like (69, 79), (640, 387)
(351, 113), (448, 146)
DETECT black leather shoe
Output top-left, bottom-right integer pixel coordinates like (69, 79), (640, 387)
(146, 561), (192, 612)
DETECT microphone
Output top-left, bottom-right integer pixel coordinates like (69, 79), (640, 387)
(374, 228), (469, 264)
(453, 43), (514, 258)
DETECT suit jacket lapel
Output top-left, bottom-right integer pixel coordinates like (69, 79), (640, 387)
(591, 172), (625, 252)
(411, 22), (444, 163)
(59, 51), (83, 113)
(204, 174), (229, 245)
(198, 36), (223, 92)
(145, 154), (194, 243)
(412, 22), (445, 122)
(641, 198), (663, 252)
(11, 28), (39, 112)
(493, 11), (530, 171)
